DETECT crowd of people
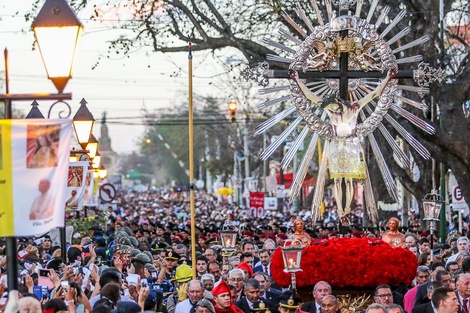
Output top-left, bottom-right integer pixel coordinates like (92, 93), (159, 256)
(0, 188), (466, 313)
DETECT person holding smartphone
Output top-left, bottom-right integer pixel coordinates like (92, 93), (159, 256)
(62, 281), (92, 313)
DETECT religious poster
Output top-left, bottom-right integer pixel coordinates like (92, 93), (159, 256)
(65, 161), (88, 211)
(0, 118), (72, 237)
(249, 192), (265, 218)
(82, 171), (96, 206)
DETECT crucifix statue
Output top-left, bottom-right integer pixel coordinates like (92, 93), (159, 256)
(243, 0), (445, 226)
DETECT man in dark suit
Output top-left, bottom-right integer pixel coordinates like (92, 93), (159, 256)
(455, 273), (470, 313)
(301, 281), (332, 313)
(415, 262), (446, 307)
(432, 287), (460, 313)
(253, 272), (281, 305)
(413, 281), (444, 313)
(253, 249), (272, 276)
(235, 278), (277, 313)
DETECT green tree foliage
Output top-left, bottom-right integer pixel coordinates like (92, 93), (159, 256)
(139, 97), (238, 186)
(118, 152), (154, 184)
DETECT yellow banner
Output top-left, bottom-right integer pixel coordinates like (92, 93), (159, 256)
(0, 118), (72, 237)
(0, 120), (14, 235)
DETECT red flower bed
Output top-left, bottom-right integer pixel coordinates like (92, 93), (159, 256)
(271, 238), (418, 288)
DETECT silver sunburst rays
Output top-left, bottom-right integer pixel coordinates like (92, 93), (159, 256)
(242, 0), (445, 225)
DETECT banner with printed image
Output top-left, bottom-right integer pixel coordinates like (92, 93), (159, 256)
(0, 118), (72, 237)
(65, 161), (88, 211)
(82, 171), (97, 206)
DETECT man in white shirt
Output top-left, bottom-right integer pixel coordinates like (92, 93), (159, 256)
(175, 280), (205, 313)
(446, 237), (470, 265)
(29, 178), (55, 220)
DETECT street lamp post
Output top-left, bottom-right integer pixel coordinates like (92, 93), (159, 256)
(281, 237), (303, 295)
(423, 189), (443, 263)
(219, 220), (239, 257)
(0, 0), (83, 292)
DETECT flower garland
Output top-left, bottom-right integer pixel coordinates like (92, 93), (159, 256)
(271, 238), (417, 288)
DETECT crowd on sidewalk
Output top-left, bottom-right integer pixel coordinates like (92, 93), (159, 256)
(0, 188), (466, 313)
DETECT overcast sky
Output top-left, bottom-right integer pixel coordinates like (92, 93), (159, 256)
(0, 1), (229, 154)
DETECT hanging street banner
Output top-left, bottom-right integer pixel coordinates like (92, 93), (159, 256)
(0, 118), (72, 237)
(249, 192), (265, 218)
(65, 161), (88, 211)
(82, 171), (97, 207)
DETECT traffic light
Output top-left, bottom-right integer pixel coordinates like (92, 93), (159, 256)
(228, 100), (237, 123)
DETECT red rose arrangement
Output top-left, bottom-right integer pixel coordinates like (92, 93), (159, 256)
(271, 237), (418, 288)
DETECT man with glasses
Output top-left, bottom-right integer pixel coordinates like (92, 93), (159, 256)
(228, 269), (246, 302)
(252, 272), (280, 305)
(373, 285), (394, 307)
(431, 287), (459, 313)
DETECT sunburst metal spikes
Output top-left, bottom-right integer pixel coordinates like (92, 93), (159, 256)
(325, 0), (334, 21)
(355, 0), (363, 17)
(363, 168), (378, 223)
(351, 90), (410, 169)
(260, 116), (303, 160)
(262, 38), (296, 54)
(392, 35), (430, 54)
(296, 6), (315, 33)
(380, 10), (407, 38)
(279, 29), (302, 45)
(383, 113), (432, 159)
(281, 11), (307, 38)
(366, 0), (379, 23)
(375, 6), (390, 28)
(282, 124), (310, 169)
(396, 95), (428, 112)
(310, 0), (325, 25)
(389, 104), (436, 135)
(387, 27), (411, 46)
(266, 54), (292, 64)
(255, 106), (297, 136)
(360, 110), (400, 203)
(356, 89), (432, 159)
(258, 85), (290, 95)
(259, 95), (291, 110)
(290, 132), (320, 201)
(396, 55), (423, 65)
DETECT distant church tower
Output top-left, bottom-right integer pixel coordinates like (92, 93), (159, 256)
(99, 111), (118, 176)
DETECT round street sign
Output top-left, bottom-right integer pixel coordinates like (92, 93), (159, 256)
(99, 183), (117, 203)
